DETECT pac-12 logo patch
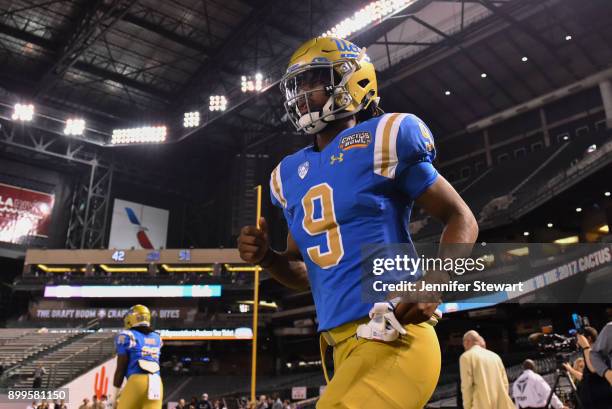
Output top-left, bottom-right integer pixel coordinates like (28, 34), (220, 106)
(339, 132), (371, 150)
(298, 161), (310, 179)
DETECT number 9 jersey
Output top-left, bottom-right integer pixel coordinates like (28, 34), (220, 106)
(270, 113), (438, 331)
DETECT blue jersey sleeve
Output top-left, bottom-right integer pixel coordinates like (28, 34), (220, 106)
(269, 162), (287, 209)
(115, 330), (134, 355)
(269, 161), (296, 229)
(394, 114), (438, 199)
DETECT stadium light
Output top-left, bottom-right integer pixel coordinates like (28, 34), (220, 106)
(444, 90), (451, 96)
(481, 73), (487, 78)
(12, 103), (34, 121)
(547, 223), (553, 228)
(554, 235), (579, 244)
(209, 95), (227, 111)
(523, 231), (529, 237)
(565, 35), (572, 41)
(111, 126), (167, 145)
(521, 56), (528, 62)
(241, 73), (264, 92)
(183, 111), (200, 128)
(605, 191), (611, 197)
(64, 118), (86, 136)
(575, 207), (582, 212)
(563, 135), (569, 141)
(587, 144), (597, 153)
(321, 0), (417, 39)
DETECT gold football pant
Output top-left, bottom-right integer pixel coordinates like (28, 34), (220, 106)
(317, 318), (441, 409)
(117, 374), (163, 409)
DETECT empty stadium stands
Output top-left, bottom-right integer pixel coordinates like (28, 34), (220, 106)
(414, 129), (611, 238)
(1, 330), (115, 389)
(0, 328), (76, 368)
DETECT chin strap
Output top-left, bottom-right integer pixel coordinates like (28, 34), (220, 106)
(356, 299), (407, 342)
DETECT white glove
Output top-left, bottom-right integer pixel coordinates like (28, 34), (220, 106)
(356, 302), (407, 342)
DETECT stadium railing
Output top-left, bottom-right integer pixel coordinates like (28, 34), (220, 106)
(7, 330), (115, 389)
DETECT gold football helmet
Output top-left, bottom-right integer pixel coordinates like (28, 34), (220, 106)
(123, 304), (151, 329)
(280, 37), (378, 134)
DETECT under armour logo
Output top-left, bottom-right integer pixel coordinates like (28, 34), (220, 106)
(330, 153), (344, 165)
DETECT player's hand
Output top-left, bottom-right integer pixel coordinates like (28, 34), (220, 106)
(562, 362), (572, 372)
(576, 334), (590, 349)
(238, 217), (270, 264)
(394, 302), (439, 325)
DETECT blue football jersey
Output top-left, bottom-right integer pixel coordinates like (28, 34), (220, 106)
(270, 113), (438, 331)
(115, 328), (162, 377)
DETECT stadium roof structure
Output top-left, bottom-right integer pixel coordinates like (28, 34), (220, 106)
(1, 0), (610, 142)
(0, 0), (610, 195)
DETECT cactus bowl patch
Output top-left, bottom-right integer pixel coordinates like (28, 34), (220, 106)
(339, 132), (371, 151)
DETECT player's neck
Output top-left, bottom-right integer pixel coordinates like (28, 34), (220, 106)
(315, 117), (356, 151)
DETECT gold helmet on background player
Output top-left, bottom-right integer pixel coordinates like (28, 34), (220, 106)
(123, 304), (151, 329)
(280, 36), (379, 134)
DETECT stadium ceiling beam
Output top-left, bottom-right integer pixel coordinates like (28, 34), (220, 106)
(33, 0), (138, 99)
(541, 1), (601, 71)
(432, 0), (508, 3)
(481, 42), (538, 99)
(0, 22), (171, 102)
(377, 0), (550, 89)
(178, 0), (428, 144)
(477, 0), (580, 80)
(0, 118), (195, 198)
(175, 0), (277, 107)
(72, 61), (173, 102)
(120, 12), (213, 56)
(374, 40), (440, 47)
(410, 15), (519, 105)
(0, 0), (70, 18)
(502, 31), (556, 89)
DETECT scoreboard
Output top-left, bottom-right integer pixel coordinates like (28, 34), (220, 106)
(25, 248), (244, 267)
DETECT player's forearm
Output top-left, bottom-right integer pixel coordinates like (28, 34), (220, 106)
(113, 370), (124, 388)
(261, 249), (310, 290)
(440, 207), (478, 247)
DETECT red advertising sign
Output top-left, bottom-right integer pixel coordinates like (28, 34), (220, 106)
(0, 182), (54, 243)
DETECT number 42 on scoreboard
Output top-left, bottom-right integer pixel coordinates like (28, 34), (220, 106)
(112, 250), (126, 262)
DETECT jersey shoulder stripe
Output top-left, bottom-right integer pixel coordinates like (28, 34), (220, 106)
(270, 163), (287, 208)
(373, 113), (408, 178)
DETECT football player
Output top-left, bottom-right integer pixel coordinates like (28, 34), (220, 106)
(238, 37), (478, 408)
(112, 305), (163, 409)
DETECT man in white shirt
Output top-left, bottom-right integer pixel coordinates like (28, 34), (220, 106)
(512, 359), (568, 409)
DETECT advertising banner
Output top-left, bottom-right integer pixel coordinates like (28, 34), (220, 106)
(0, 183), (54, 244)
(108, 199), (168, 250)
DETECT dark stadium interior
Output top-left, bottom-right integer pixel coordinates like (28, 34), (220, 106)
(0, 0), (611, 408)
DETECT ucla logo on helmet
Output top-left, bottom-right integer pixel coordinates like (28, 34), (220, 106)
(333, 39), (360, 53)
